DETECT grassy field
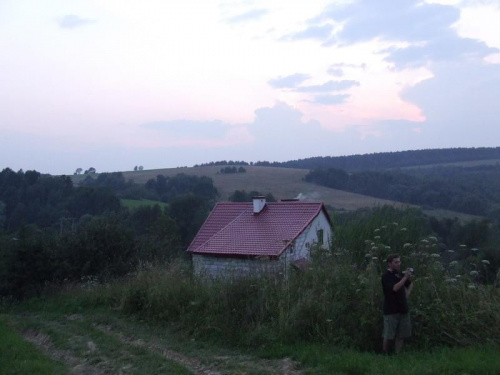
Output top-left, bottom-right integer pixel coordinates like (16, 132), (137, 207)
(2, 297), (499, 375)
(104, 166), (481, 221)
(121, 198), (168, 210)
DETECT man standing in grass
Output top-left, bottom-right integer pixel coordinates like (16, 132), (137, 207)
(381, 253), (414, 354)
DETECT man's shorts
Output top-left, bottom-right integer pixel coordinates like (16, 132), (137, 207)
(383, 313), (411, 339)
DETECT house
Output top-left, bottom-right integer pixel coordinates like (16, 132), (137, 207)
(187, 196), (332, 278)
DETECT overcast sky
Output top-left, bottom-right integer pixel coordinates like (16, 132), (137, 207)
(1, 0), (499, 174)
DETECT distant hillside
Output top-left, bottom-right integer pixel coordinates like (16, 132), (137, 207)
(73, 166), (481, 222)
(253, 147), (500, 171)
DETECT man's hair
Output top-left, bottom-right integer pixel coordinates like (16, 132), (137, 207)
(386, 253), (400, 264)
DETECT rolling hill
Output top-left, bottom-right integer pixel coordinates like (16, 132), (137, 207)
(75, 165), (481, 221)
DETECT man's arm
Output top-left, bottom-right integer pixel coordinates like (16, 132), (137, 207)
(393, 270), (411, 292)
(405, 281), (414, 297)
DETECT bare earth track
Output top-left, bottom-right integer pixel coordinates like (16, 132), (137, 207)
(9, 312), (302, 375)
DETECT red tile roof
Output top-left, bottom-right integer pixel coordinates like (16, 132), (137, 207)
(188, 202), (330, 257)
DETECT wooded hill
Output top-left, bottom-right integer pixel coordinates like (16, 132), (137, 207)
(253, 147), (500, 171)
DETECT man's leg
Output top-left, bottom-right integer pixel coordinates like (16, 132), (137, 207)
(383, 338), (391, 354)
(394, 338), (404, 353)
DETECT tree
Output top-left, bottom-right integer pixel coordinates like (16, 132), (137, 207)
(134, 166), (138, 171)
(84, 167), (96, 174)
(75, 168), (83, 175)
(138, 166), (144, 171)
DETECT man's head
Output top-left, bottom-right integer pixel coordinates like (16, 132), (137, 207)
(387, 253), (401, 271)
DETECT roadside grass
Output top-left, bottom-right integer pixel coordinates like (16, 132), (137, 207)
(121, 198), (168, 210)
(261, 343), (500, 375)
(0, 315), (66, 375)
(5, 293), (500, 375)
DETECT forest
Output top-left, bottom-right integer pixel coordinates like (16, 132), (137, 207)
(305, 164), (500, 219)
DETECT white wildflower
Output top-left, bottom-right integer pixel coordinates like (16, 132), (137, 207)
(374, 236), (381, 240)
(421, 239), (429, 244)
(469, 270), (479, 277)
(403, 243), (412, 248)
(385, 246), (391, 250)
(481, 260), (490, 265)
(447, 250), (455, 253)
(382, 225), (387, 229)
(364, 240), (372, 244)
(471, 248), (479, 252)
(374, 228), (380, 233)
(430, 253), (440, 258)
(468, 284), (476, 290)
(393, 222), (399, 226)
(459, 244), (467, 249)
(365, 253), (371, 258)
(372, 257), (378, 261)
(449, 261), (458, 266)
(371, 246), (378, 251)
(400, 227), (407, 232)
(445, 278), (457, 283)
(455, 275), (462, 278)
(428, 236), (438, 242)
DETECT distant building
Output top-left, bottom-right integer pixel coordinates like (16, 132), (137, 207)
(187, 196), (332, 278)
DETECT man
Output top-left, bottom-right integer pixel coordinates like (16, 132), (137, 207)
(381, 253), (414, 354)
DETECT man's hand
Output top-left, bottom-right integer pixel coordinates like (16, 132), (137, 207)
(404, 269), (412, 278)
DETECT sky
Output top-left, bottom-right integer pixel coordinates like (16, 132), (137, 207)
(1, 0), (500, 175)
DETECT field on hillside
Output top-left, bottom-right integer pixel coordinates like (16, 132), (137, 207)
(397, 158), (500, 170)
(75, 166), (480, 221)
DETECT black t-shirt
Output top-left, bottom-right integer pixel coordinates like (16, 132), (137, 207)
(381, 269), (411, 314)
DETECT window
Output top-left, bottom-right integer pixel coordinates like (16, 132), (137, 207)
(317, 229), (324, 245)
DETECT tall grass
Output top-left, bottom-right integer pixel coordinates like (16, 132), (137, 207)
(81, 235), (500, 351)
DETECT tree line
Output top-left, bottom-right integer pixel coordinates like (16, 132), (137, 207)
(0, 168), (220, 299)
(304, 165), (500, 219)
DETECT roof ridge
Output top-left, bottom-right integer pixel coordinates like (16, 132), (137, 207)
(275, 203), (324, 256)
(187, 202), (224, 252)
(191, 209), (248, 253)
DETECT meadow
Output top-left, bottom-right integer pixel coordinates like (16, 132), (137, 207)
(2, 207), (498, 374)
(74, 165), (483, 222)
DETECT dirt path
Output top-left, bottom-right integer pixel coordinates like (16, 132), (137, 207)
(10, 312), (303, 375)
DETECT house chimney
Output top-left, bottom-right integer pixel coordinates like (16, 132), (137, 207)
(252, 196), (266, 214)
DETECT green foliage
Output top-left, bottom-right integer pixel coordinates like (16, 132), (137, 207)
(82, 232), (500, 351)
(305, 165), (500, 217)
(256, 147), (500, 170)
(145, 173), (218, 203)
(0, 168), (121, 232)
(169, 194), (210, 246)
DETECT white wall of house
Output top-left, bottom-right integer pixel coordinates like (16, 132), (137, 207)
(290, 210), (332, 261)
(192, 211), (332, 278)
(192, 254), (286, 278)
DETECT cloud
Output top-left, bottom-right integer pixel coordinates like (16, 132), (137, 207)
(287, 24), (334, 41)
(385, 34), (496, 68)
(322, 1), (459, 43)
(295, 80), (359, 92)
(310, 0), (498, 68)
(268, 73), (311, 89)
(327, 67), (343, 77)
(226, 9), (268, 23)
(311, 94), (350, 105)
(57, 15), (95, 29)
